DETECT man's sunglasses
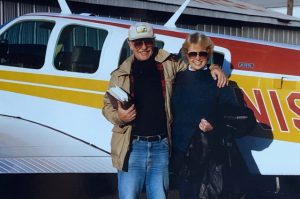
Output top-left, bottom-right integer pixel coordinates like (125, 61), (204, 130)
(187, 51), (208, 59)
(131, 38), (154, 49)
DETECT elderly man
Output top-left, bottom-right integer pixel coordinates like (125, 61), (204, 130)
(102, 22), (226, 199)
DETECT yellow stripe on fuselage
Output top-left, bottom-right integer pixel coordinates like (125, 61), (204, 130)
(231, 73), (300, 143)
(0, 70), (108, 108)
(0, 70), (108, 92)
(1, 70), (299, 142)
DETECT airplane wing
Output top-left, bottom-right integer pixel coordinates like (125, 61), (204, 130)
(0, 115), (116, 173)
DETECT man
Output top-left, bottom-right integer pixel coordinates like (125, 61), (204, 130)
(102, 22), (226, 199)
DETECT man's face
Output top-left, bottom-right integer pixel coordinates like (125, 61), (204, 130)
(128, 38), (154, 61)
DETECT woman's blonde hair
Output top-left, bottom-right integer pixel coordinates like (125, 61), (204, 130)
(181, 32), (214, 62)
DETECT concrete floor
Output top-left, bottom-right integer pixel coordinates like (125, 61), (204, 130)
(1, 173), (300, 199)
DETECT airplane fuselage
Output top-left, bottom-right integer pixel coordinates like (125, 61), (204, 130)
(0, 13), (299, 175)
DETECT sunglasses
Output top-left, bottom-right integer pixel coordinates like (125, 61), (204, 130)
(187, 51), (208, 59)
(131, 38), (154, 49)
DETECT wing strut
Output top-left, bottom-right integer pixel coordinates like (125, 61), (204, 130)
(58, 0), (71, 14)
(164, 0), (191, 28)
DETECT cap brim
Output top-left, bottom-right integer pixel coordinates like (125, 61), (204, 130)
(128, 36), (156, 41)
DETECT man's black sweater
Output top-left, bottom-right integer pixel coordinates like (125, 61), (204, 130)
(131, 57), (167, 136)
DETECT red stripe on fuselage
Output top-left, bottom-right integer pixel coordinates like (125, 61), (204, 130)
(287, 93), (300, 130)
(269, 90), (289, 132)
(240, 88), (272, 130)
(30, 14), (300, 76)
(211, 37), (300, 76)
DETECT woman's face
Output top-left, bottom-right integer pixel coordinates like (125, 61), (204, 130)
(186, 43), (208, 71)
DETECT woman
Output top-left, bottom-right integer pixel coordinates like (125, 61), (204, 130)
(171, 32), (249, 199)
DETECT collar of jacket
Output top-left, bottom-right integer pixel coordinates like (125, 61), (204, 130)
(113, 48), (171, 77)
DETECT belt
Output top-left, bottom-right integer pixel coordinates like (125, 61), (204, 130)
(133, 134), (167, 142)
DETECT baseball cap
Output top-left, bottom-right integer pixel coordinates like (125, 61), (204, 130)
(128, 22), (155, 41)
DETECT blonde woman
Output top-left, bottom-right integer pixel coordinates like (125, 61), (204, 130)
(171, 32), (240, 199)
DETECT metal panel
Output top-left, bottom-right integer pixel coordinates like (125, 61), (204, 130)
(3, 0), (17, 24)
(269, 28), (275, 42)
(218, 25), (225, 35)
(35, 4), (49, 12)
(50, 5), (61, 13)
(196, 23), (204, 31)
(257, 27), (263, 40)
(296, 31), (300, 45)
(19, 2), (33, 16)
(195, 22), (300, 45)
(69, 0), (300, 27)
(253, 26), (259, 40)
(0, 1), (3, 25)
(292, 30), (297, 44)
(240, 0), (300, 8)
(262, 27), (267, 41)
(275, 28), (284, 43)
(0, 0), (299, 45)
(211, 24), (218, 34)
(224, 26), (230, 35)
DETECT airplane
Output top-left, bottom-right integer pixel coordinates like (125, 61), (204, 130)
(0, 0), (299, 185)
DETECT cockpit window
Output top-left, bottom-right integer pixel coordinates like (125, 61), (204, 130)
(54, 25), (108, 73)
(0, 20), (55, 69)
(118, 39), (164, 66)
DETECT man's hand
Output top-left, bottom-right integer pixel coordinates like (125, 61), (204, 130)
(117, 102), (136, 123)
(209, 64), (228, 88)
(199, 118), (213, 133)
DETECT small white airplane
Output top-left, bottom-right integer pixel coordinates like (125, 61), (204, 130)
(0, 0), (300, 181)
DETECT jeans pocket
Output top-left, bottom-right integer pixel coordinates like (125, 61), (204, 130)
(132, 139), (137, 145)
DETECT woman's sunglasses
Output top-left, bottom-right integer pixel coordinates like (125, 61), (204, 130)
(187, 51), (208, 59)
(131, 38), (154, 49)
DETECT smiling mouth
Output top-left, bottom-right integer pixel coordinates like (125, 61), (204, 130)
(139, 51), (151, 55)
(194, 61), (203, 65)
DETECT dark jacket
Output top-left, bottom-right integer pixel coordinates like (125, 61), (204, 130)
(171, 69), (238, 154)
(171, 68), (256, 198)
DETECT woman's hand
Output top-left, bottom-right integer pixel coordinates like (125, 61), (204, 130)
(117, 102), (136, 123)
(209, 64), (228, 88)
(199, 118), (213, 133)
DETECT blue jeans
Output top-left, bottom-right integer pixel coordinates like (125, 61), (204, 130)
(118, 137), (169, 199)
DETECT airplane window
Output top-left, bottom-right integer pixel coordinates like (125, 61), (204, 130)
(118, 39), (164, 66)
(54, 25), (108, 73)
(0, 20), (55, 69)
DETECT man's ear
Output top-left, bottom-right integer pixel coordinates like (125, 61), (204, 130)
(127, 40), (134, 51)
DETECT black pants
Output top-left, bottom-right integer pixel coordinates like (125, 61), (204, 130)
(177, 176), (201, 199)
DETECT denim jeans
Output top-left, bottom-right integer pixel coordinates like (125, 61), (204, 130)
(118, 137), (169, 199)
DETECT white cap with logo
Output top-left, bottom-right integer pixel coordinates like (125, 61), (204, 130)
(128, 22), (155, 41)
